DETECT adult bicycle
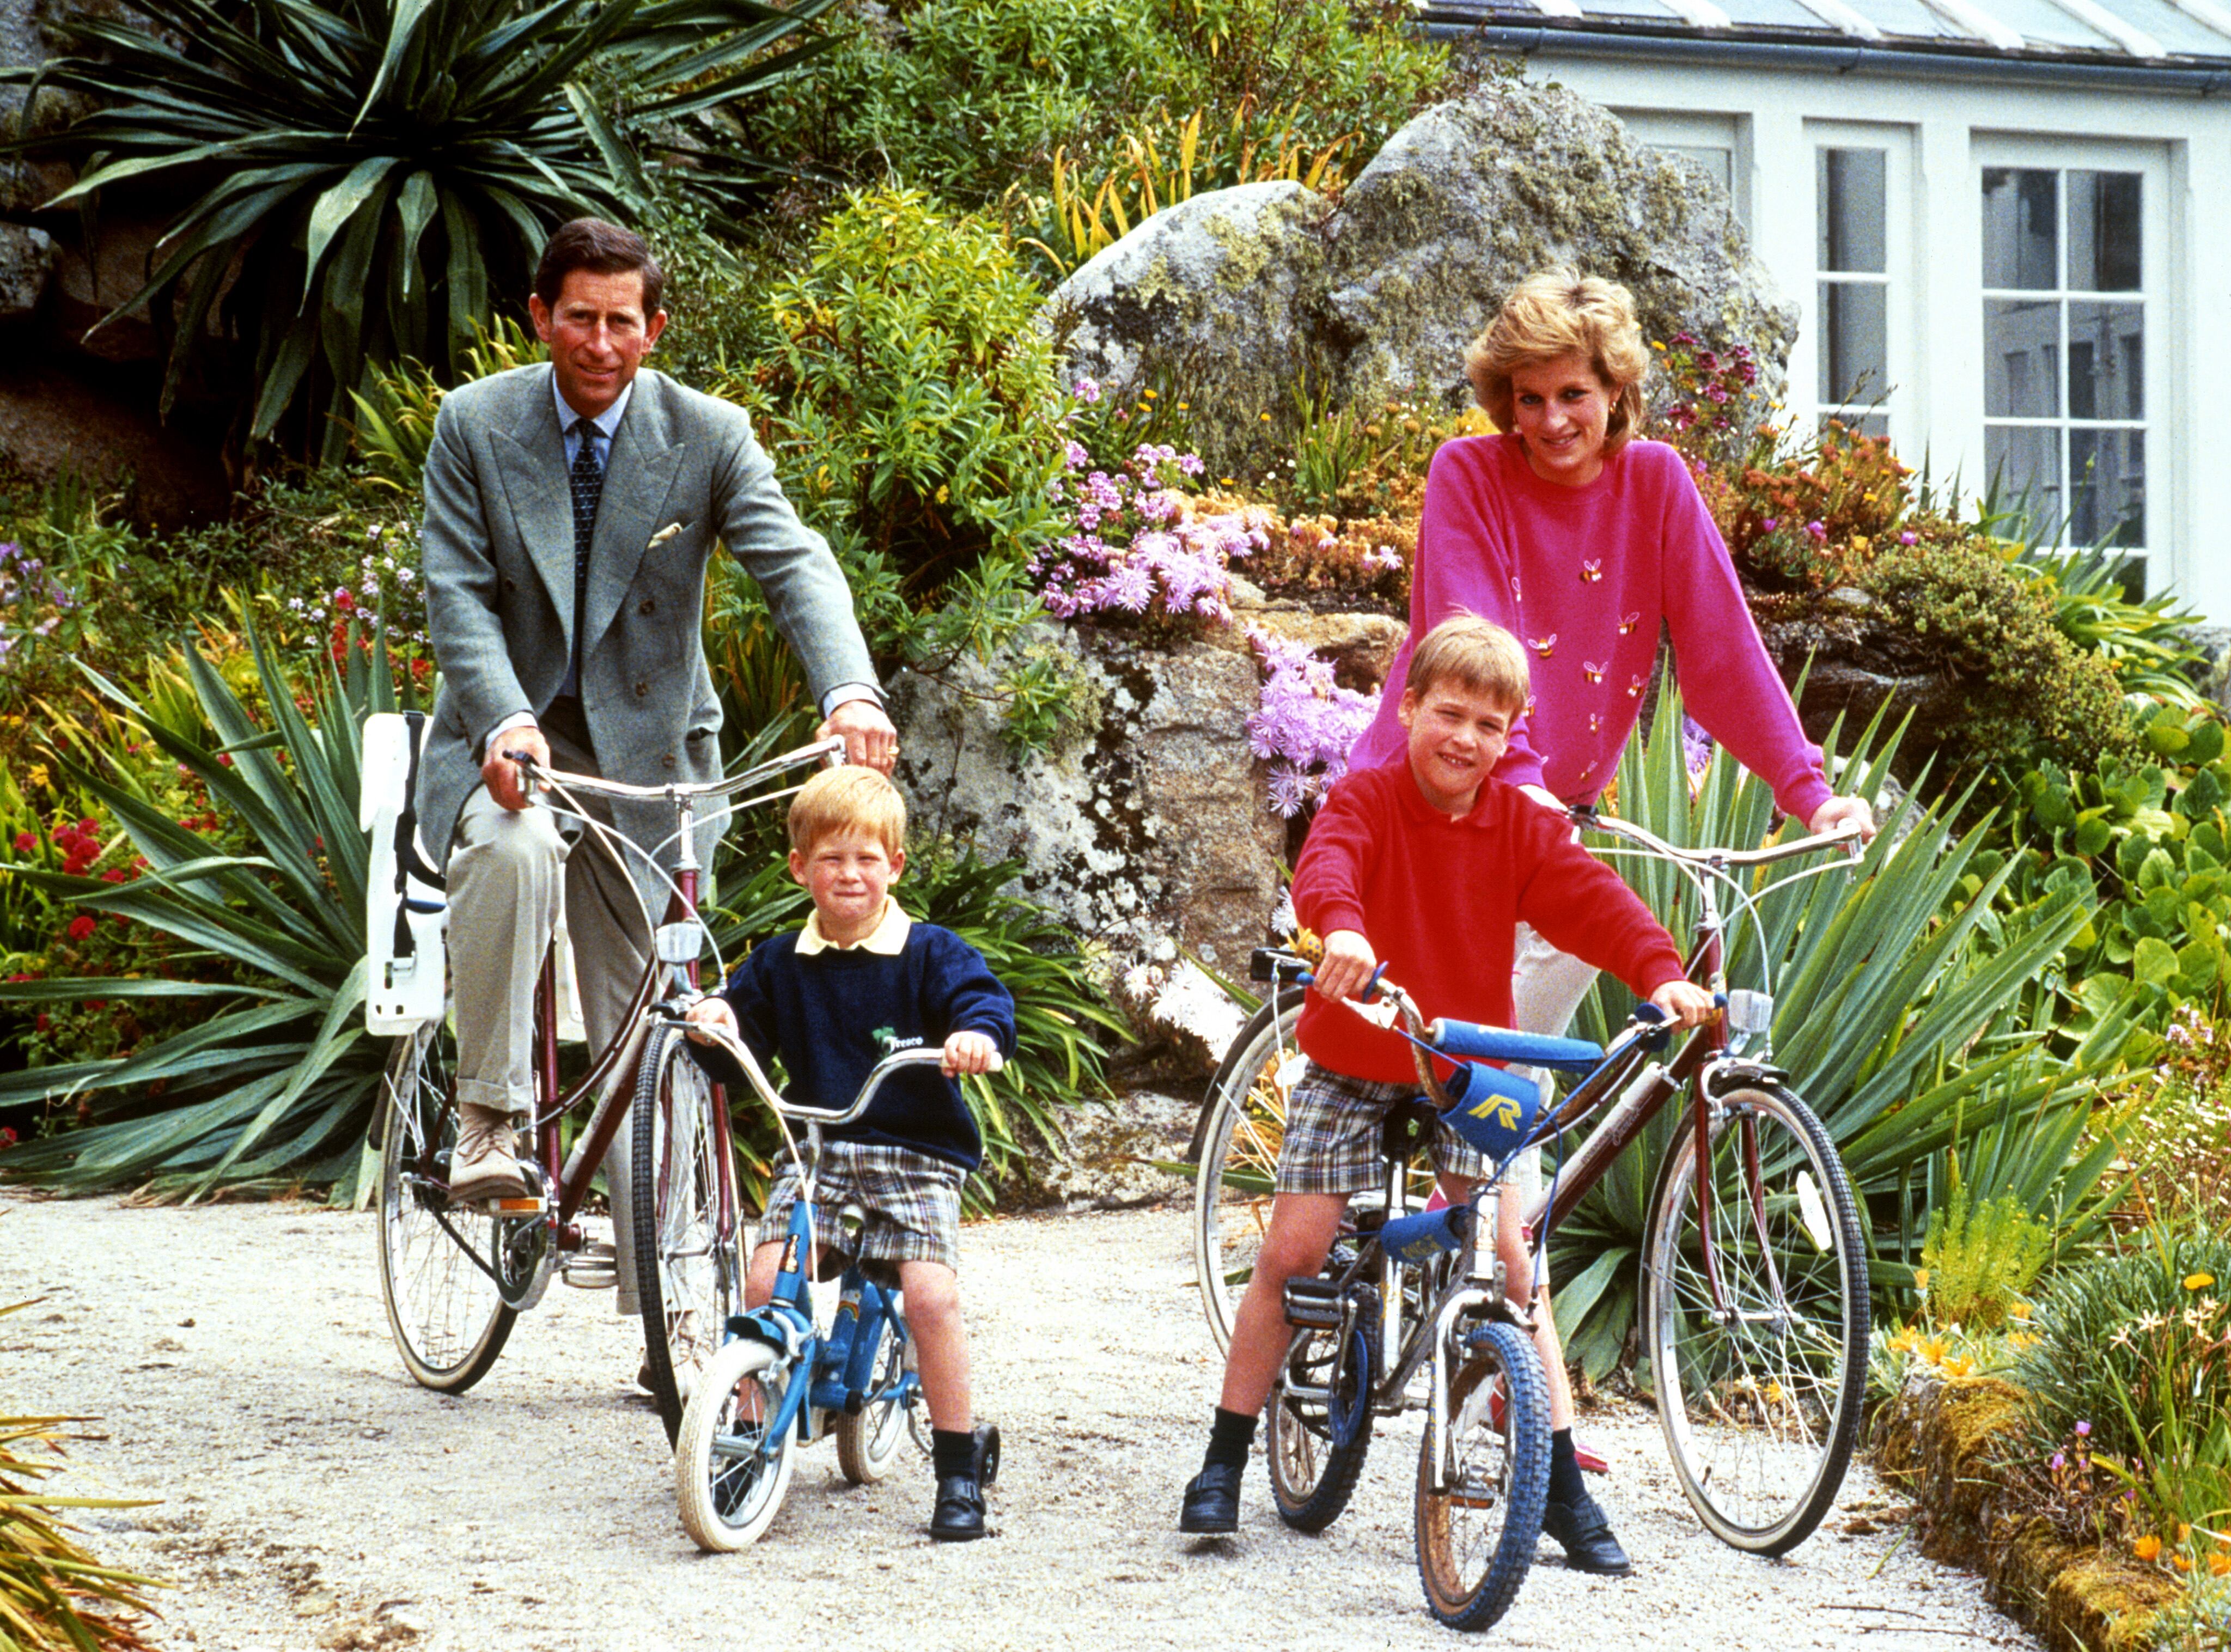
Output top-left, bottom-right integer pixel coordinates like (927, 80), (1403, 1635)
(1194, 809), (1872, 1558)
(361, 711), (844, 1442)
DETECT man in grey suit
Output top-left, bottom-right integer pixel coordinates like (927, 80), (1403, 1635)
(417, 218), (895, 1243)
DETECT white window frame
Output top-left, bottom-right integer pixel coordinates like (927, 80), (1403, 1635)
(1973, 133), (2168, 574)
(1611, 108), (1751, 231)
(1802, 120), (1915, 450)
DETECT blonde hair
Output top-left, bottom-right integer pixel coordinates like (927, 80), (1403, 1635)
(1464, 268), (1649, 456)
(787, 766), (907, 859)
(1405, 613), (1530, 711)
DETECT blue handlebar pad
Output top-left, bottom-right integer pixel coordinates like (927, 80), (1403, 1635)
(1440, 1062), (1542, 1159)
(1377, 1203), (1473, 1264)
(1430, 1020), (1604, 1071)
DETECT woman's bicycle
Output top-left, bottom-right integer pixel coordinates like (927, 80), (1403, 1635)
(670, 1031), (1001, 1551)
(1194, 809), (1873, 1565)
(361, 712), (844, 1442)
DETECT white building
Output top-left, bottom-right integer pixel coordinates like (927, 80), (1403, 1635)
(1424, 0), (2231, 614)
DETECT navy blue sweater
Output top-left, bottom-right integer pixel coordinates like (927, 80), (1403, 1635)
(709, 920), (1016, 1172)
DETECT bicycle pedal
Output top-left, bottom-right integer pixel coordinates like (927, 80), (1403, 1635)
(561, 1240), (618, 1289)
(1445, 1473), (1501, 1510)
(1282, 1277), (1344, 1331)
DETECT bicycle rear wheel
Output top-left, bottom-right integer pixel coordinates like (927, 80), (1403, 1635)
(1414, 1320), (1549, 1633)
(632, 1025), (743, 1445)
(1642, 1083), (1868, 1556)
(675, 1337), (797, 1551)
(377, 1016), (516, 1392)
(1267, 1283), (1380, 1532)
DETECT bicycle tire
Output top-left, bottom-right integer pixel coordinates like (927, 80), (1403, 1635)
(376, 1016), (516, 1393)
(1413, 1319), (1550, 1633)
(1642, 1082), (1868, 1556)
(1267, 1282), (1380, 1533)
(675, 1336), (798, 1551)
(834, 1315), (915, 1485)
(1193, 991), (1438, 1351)
(632, 1024), (743, 1445)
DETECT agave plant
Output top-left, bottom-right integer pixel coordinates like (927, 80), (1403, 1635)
(0, 626), (403, 1200)
(2, 0), (836, 459)
(1546, 690), (2131, 1379)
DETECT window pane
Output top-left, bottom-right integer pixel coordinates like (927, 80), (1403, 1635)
(1986, 424), (2063, 526)
(2069, 171), (2141, 292)
(1818, 281), (1888, 406)
(1982, 167), (2057, 290)
(2070, 428), (2145, 547)
(1819, 412), (1889, 438)
(1817, 148), (1887, 273)
(2068, 302), (2143, 419)
(1655, 143), (1733, 197)
(1985, 299), (2061, 417)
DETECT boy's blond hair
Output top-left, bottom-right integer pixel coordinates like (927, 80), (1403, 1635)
(787, 765), (907, 858)
(1405, 613), (1530, 711)
(1465, 267), (1649, 458)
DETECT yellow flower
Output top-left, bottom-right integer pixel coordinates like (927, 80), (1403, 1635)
(2185, 1272), (2216, 1290)
(2136, 1534), (2163, 1562)
(1142, 388), (1157, 399)
(1943, 1356), (1974, 1377)
(1913, 1267), (1931, 1292)
(2207, 1551), (2229, 1578)
(2178, 1524), (2192, 1544)
(2009, 1300), (2032, 1321)
(2173, 1555), (2192, 1574)
(27, 763), (48, 789)
(1920, 1336), (1948, 1365)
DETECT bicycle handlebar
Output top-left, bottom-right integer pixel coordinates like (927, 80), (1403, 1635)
(498, 736), (848, 802)
(681, 1023), (1003, 1127)
(1569, 808), (1863, 868)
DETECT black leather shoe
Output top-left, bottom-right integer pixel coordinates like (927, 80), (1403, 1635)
(930, 1474), (986, 1542)
(1541, 1489), (1632, 1576)
(1178, 1462), (1243, 1534)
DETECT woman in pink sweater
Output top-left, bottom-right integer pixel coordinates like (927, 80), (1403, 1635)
(1350, 270), (1875, 1046)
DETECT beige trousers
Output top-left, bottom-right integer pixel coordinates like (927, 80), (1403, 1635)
(445, 718), (653, 1314)
(1504, 921), (1604, 1202)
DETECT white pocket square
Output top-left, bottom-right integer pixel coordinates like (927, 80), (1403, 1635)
(647, 521), (684, 550)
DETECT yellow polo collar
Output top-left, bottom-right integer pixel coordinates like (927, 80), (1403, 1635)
(796, 898), (912, 956)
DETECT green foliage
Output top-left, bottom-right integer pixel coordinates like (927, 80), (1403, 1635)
(714, 187), (1066, 665)
(2019, 545), (2210, 712)
(0, 623), (408, 1200)
(1546, 687), (2126, 1380)
(2001, 702), (2231, 1036)
(348, 320), (542, 496)
(1918, 1178), (2053, 1331)
(3, 0), (838, 459)
(2011, 1214), (2231, 1540)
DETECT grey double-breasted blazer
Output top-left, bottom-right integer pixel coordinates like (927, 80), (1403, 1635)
(414, 362), (874, 898)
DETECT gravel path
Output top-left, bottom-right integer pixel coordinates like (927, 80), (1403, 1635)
(5, 1191), (2038, 1651)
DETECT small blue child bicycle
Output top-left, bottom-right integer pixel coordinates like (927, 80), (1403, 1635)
(671, 1034), (1001, 1550)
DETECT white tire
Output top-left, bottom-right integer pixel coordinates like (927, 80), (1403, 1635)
(675, 1337), (797, 1552)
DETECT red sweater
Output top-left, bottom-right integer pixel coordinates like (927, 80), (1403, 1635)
(1292, 758), (1689, 1085)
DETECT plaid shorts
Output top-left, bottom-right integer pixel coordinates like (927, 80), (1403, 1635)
(1275, 1062), (1495, 1196)
(757, 1140), (967, 1275)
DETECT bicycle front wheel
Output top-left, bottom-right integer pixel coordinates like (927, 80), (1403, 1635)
(632, 1025), (743, 1445)
(1642, 1083), (1868, 1555)
(1414, 1319), (1549, 1633)
(675, 1336), (798, 1551)
(377, 1016), (516, 1392)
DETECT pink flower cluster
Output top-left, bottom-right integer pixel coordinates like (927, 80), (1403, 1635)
(1034, 443), (1263, 625)
(1245, 627), (1381, 818)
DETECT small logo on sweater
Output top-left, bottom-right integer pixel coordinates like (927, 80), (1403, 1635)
(874, 1027), (925, 1054)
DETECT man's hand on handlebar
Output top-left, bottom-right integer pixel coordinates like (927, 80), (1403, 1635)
(942, 1029), (1001, 1077)
(818, 698), (899, 775)
(1649, 979), (1718, 1030)
(483, 726), (550, 813)
(683, 995), (741, 1046)
(1311, 928), (1378, 1007)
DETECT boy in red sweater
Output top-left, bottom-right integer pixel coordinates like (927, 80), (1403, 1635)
(1178, 614), (1715, 1573)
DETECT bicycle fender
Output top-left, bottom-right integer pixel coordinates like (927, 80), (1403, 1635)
(726, 1304), (810, 1363)
(1703, 1058), (1789, 1094)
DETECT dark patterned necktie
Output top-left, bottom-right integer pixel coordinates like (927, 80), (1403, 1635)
(568, 416), (605, 690)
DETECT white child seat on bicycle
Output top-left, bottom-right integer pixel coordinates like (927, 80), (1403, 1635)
(361, 711), (449, 1034)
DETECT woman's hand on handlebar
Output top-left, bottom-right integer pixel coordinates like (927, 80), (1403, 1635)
(1808, 793), (1876, 843)
(942, 1029), (1002, 1077)
(1649, 979), (1718, 1029)
(483, 726), (549, 812)
(682, 995), (741, 1046)
(1312, 929), (1378, 1006)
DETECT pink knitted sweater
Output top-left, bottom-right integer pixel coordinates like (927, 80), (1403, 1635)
(1350, 434), (1833, 824)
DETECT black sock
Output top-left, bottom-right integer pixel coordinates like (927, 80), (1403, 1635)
(932, 1428), (974, 1480)
(1548, 1428), (1587, 1507)
(1204, 1405), (1258, 1472)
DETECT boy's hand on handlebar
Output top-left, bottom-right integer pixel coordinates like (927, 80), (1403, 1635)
(682, 995), (741, 1046)
(1808, 794), (1876, 843)
(942, 1030), (1002, 1076)
(1312, 929), (1377, 1006)
(1649, 980), (1718, 1029)
(483, 727), (548, 812)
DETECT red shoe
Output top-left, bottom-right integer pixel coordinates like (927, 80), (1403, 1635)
(1485, 1382), (1610, 1473)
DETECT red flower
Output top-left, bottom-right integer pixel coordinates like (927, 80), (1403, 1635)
(100, 868), (127, 883)
(86, 999), (105, 1011)
(112, 912), (131, 929)
(77, 818), (95, 834)
(217, 754), (234, 767)
(62, 856), (92, 878)
(0, 1127), (16, 1149)
(11, 831), (33, 853)
(33, 1015), (48, 1032)
(66, 915), (96, 941)
(334, 588), (355, 611)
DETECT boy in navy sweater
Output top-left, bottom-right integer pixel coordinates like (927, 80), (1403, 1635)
(684, 765), (1016, 1541)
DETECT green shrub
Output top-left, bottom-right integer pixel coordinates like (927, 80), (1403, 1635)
(1917, 1179), (2053, 1331)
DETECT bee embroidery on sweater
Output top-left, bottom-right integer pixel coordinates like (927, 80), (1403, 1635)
(1529, 635), (1557, 659)
(1618, 611), (1641, 635)
(1589, 711), (1602, 733)
(1626, 675), (1645, 699)
(1581, 560), (1602, 583)
(1510, 574), (1523, 604)
(1582, 660), (1606, 684)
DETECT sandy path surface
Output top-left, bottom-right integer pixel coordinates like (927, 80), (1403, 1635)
(5, 1192), (2037, 1651)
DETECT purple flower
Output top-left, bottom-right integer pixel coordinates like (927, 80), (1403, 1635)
(2051, 1453), (2067, 1471)
(1899, 531), (1918, 545)
(2076, 1421), (2092, 1438)
(1072, 376), (1101, 404)
(1805, 521), (1827, 541)
(1064, 440), (1090, 470)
